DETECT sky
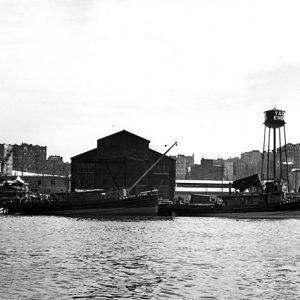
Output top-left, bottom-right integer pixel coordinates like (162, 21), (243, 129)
(1, 0), (300, 163)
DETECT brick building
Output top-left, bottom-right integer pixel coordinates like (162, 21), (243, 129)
(189, 158), (223, 180)
(279, 143), (300, 167)
(223, 160), (234, 180)
(171, 154), (194, 179)
(71, 130), (176, 200)
(45, 155), (71, 176)
(12, 143), (47, 173)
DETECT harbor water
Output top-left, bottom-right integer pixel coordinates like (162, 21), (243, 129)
(0, 216), (299, 299)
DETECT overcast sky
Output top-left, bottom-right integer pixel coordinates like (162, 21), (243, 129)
(1, 0), (300, 162)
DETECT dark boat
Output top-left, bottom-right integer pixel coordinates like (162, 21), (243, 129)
(158, 108), (300, 218)
(3, 189), (159, 216)
(158, 174), (300, 218)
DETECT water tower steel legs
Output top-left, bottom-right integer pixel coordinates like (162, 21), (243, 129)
(279, 127), (282, 179)
(267, 127), (271, 181)
(273, 127), (276, 179)
(284, 125), (290, 191)
(261, 126), (266, 180)
(263, 125), (287, 182)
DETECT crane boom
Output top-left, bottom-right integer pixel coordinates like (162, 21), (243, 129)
(127, 141), (177, 193)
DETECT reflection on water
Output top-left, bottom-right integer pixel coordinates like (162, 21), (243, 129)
(0, 216), (300, 299)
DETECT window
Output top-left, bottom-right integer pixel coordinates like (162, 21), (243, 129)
(51, 179), (55, 185)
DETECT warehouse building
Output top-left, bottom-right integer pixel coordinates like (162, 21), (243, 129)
(71, 130), (175, 200)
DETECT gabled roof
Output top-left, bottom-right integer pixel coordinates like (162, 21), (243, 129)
(149, 148), (176, 161)
(71, 148), (98, 160)
(97, 130), (150, 143)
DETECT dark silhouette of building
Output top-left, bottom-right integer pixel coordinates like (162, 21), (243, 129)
(12, 143), (47, 173)
(170, 154), (194, 179)
(45, 155), (71, 176)
(189, 158), (223, 180)
(71, 130), (175, 200)
(278, 143), (300, 167)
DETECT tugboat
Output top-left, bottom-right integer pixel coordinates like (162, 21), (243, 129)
(158, 174), (300, 218)
(158, 108), (300, 218)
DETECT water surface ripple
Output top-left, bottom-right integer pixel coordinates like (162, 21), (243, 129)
(0, 216), (299, 299)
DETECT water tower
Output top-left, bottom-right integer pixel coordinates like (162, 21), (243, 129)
(261, 107), (289, 187)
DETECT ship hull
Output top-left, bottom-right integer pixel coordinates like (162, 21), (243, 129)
(178, 210), (300, 219)
(158, 197), (300, 219)
(9, 205), (158, 217)
(3, 191), (159, 217)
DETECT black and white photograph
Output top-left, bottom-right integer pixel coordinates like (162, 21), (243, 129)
(0, 0), (300, 299)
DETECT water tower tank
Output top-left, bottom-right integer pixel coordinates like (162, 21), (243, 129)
(264, 108), (285, 128)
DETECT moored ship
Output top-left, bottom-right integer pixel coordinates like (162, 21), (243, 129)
(3, 188), (159, 216)
(158, 175), (300, 218)
(159, 108), (300, 218)
(2, 141), (177, 217)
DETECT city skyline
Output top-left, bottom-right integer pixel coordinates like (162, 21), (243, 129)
(1, 1), (300, 162)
